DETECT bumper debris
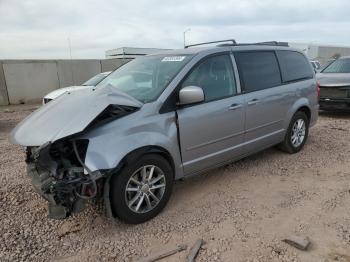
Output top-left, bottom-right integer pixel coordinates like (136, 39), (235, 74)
(25, 140), (103, 219)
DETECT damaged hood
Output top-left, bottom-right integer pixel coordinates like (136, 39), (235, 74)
(317, 73), (350, 87)
(44, 85), (93, 100)
(10, 85), (143, 146)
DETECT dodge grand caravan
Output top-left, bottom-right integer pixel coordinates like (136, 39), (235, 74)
(10, 40), (319, 224)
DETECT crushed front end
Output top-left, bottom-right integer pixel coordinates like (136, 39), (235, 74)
(25, 139), (104, 219)
(9, 87), (143, 219)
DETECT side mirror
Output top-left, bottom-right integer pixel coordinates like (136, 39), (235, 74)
(178, 86), (204, 105)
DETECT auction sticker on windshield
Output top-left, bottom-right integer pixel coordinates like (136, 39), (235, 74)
(162, 56), (186, 62)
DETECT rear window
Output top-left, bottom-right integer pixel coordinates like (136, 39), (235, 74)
(276, 51), (313, 82)
(235, 51), (282, 92)
(322, 58), (350, 73)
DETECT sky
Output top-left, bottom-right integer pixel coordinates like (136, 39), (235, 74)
(1, 0), (350, 59)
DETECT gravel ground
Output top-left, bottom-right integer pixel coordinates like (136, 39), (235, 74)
(1, 105), (350, 262)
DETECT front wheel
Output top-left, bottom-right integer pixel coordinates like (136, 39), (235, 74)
(110, 154), (173, 224)
(279, 111), (309, 154)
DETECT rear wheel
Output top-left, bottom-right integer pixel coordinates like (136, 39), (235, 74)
(279, 111), (309, 154)
(110, 154), (173, 224)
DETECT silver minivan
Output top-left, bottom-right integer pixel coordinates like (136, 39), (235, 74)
(10, 40), (319, 224)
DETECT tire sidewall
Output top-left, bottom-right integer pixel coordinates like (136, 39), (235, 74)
(110, 154), (173, 224)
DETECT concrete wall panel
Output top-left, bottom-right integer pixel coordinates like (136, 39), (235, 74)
(0, 62), (9, 105)
(318, 46), (350, 59)
(0, 58), (130, 105)
(56, 60), (101, 88)
(4, 62), (59, 104)
(101, 58), (131, 72)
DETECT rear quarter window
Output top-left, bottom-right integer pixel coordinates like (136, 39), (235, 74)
(276, 51), (313, 83)
(234, 51), (282, 93)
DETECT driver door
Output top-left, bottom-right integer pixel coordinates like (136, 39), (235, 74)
(176, 54), (246, 175)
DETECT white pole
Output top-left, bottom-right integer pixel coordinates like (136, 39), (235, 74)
(68, 37), (72, 60)
(67, 37), (74, 84)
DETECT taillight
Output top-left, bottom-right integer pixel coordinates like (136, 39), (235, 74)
(316, 81), (320, 100)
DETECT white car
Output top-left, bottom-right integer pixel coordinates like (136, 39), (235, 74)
(43, 71), (111, 104)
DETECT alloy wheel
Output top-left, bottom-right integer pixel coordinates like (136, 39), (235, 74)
(291, 119), (306, 147)
(125, 165), (166, 213)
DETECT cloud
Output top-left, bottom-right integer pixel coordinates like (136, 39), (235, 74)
(0, 0), (350, 58)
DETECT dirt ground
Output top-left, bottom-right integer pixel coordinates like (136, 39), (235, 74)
(0, 104), (350, 262)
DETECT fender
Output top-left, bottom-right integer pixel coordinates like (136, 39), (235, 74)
(83, 124), (184, 179)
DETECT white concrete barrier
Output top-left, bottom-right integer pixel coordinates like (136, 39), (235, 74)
(4, 61), (59, 104)
(0, 58), (131, 105)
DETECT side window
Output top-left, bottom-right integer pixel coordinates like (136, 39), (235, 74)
(235, 51), (282, 93)
(276, 51), (313, 82)
(181, 54), (236, 102)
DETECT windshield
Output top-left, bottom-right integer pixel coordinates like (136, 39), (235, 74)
(96, 54), (193, 103)
(322, 58), (350, 73)
(83, 73), (109, 86)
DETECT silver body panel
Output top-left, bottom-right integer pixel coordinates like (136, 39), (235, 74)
(80, 104), (184, 177)
(317, 73), (350, 87)
(243, 79), (317, 153)
(11, 45), (318, 180)
(178, 95), (245, 174)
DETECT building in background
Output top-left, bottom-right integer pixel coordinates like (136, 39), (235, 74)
(289, 43), (350, 66)
(105, 47), (171, 59)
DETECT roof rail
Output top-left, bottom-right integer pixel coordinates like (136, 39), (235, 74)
(222, 41), (289, 47)
(254, 41), (289, 47)
(184, 39), (289, 49)
(185, 39), (237, 48)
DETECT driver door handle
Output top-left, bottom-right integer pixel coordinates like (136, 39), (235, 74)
(228, 103), (242, 110)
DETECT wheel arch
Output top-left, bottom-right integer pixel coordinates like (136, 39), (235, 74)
(297, 106), (311, 122)
(120, 145), (175, 176)
(102, 145), (176, 220)
(286, 98), (312, 128)
(279, 104), (311, 154)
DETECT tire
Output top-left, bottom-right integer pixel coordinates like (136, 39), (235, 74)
(279, 111), (309, 154)
(110, 154), (173, 224)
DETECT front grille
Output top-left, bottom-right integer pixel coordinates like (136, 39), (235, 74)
(320, 87), (349, 98)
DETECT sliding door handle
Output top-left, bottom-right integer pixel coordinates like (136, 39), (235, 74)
(247, 99), (259, 105)
(228, 104), (242, 110)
